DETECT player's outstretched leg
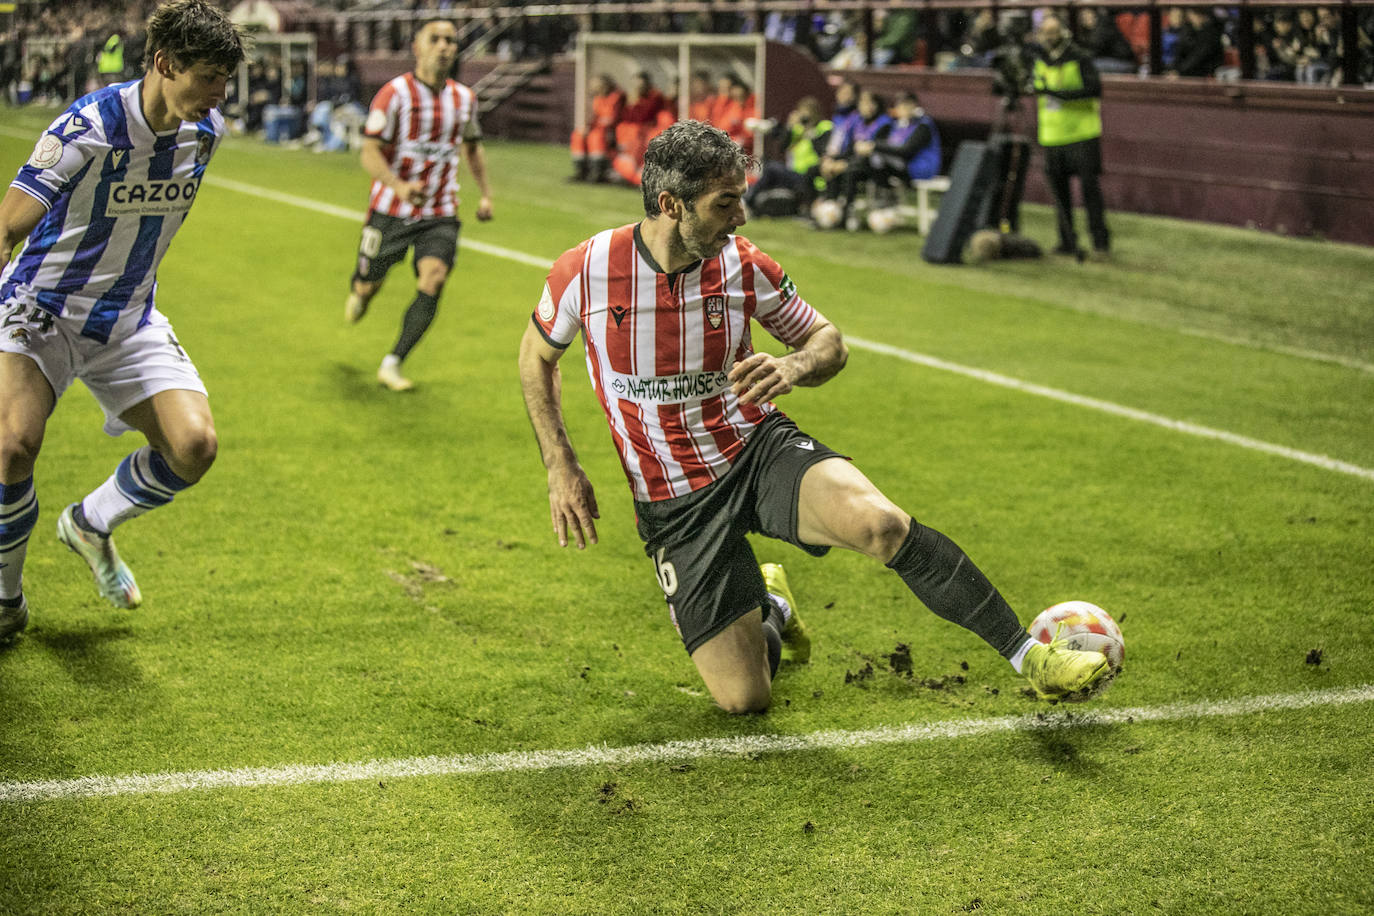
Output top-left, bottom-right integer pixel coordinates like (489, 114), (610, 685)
(56, 503), (142, 609)
(761, 563), (810, 665)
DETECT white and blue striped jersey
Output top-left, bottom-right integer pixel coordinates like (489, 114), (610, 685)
(0, 81), (224, 344)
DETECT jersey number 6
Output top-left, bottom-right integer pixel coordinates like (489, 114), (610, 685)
(653, 548), (679, 597)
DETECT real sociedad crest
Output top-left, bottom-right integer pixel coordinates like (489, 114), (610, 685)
(704, 295), (725, 329)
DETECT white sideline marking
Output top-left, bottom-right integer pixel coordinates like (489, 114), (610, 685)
(847, 337), (1374, 483)
(1, 685), (1370, 803)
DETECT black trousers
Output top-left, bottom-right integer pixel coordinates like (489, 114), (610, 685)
(1043, 136), (1110, 252)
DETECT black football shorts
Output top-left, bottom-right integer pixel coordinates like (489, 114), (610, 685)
(353, 211), (460, 283)
(634, 413), (845, 655)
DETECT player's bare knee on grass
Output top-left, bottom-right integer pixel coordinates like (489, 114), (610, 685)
(709, 680), (773, 715)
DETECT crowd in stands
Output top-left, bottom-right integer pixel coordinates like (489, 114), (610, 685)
(0, 0), (158, 106)
(0, 0), (368, 151)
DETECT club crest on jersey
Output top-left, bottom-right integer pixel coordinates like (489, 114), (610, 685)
(704, 295), (725, 329)
(195, 134), (214, 168)
(28, 134), (62, 170)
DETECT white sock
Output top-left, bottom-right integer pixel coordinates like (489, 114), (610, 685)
(381, 354), (402, 370)
(1007, 636), (1036, 674)
(767, 592), (792, 625)
(82, 446), (190, 534)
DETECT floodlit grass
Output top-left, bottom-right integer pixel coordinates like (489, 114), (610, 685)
(0, 105), (1371, 914)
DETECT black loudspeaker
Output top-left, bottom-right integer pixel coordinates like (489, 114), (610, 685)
(921, 140), (1002, 265)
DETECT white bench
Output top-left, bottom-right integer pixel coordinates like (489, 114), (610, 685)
(865, 175), (951, 235)
(911, 175), (951, 235)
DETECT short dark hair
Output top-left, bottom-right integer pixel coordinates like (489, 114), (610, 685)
(418, 16), (456, 30)
(144, 0), (247, 74)
(640, 120), (754, 217)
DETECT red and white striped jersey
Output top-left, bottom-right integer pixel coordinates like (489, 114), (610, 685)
(363, 72), (480, 220)
(534, 223), (820, 502)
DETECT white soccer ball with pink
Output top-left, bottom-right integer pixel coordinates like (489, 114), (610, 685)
(1030, 600), (1125, 696)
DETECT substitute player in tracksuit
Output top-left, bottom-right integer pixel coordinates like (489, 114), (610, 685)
(0, 0), (246, 638)
(518, 120), (1111, 713)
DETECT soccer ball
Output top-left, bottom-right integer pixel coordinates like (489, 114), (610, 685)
(866, 207), (903, 234)
(1030, 600), (1125, 692)
(811, 198), (843, 230)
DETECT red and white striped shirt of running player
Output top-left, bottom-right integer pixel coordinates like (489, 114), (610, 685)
(533, 223), (820, 503)
(362, 72), (480, 220)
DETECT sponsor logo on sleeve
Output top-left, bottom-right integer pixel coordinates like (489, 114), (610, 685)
(61, 114), (91, 138)
(778, 273), (798, 305)
(27, 134), (62, 170)
(537, 284), (556, 322)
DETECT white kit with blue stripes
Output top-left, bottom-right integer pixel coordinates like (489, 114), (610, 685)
(0, 80), (224, 344)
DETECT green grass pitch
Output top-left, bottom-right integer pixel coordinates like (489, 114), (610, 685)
(1, 105), (1372, 914)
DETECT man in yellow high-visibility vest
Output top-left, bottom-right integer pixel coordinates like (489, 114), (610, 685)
(98, 32), (126, 85)
(1032, 14), (1111, 259)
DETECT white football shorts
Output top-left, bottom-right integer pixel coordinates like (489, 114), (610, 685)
(0, 299), (207, 437)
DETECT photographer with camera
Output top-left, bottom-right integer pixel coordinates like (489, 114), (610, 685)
(1032, 14), (1111, 260)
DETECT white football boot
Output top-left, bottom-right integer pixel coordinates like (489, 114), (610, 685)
(56, 504), (142, 609)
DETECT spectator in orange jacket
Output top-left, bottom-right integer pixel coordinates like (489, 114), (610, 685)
(611, 72), (666, 185)
(712, 77), (758, 147)
(570, 74), (624, 182)
(687, 70), (714, 123)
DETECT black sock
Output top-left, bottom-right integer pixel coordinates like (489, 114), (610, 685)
(391, 291), (439, 361)
(760, 599), (783, 679)
(886, 519), (1028, 659)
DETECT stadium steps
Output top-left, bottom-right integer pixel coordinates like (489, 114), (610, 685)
(474, 60), (548, 117)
